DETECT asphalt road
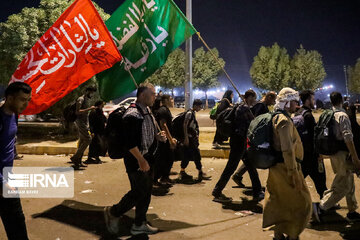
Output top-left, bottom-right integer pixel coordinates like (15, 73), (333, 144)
(1, 155), (360, 240)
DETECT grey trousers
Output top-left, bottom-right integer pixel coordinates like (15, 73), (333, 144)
(71, 120), (91, 164)
(320, 151), (358, 212)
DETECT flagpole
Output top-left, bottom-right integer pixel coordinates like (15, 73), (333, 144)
(196, 32), (244, 101)
(185, 0), (193, 110)
(126, 68), (139, 89)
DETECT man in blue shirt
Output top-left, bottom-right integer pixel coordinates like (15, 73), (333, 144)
(0, 82), (31, 240)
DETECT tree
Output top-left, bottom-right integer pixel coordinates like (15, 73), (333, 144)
(290, 45), (326, 90)
(193, 47), (225, 108)
(250, 43), (291, 92)
(0, 0), (109, 117)
(146, 48), (185, 96)
(348, 59), (360, 94)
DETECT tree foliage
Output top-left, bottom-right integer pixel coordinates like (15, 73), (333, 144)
(348, 59), (360, 94)
(0, 0), (109, 117)
(193, 47), (224, 107)
(146, 48), (185, 95)
(250, 43), (291, 92)
(290, 45), (326, 90)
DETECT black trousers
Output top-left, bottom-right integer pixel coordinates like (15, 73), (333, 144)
(213, 136), (262, 196)
(88, 134), (105, 159)
(181, 142), (202, 171)
(301, 153), (327, 198)
(0, 196), (28, 240)
(213, 128), (228, 144)
(154, 141), (174, 181)
(111, 170), (153, 226)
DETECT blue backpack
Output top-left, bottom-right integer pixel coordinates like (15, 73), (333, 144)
(292, 109), (311, 139)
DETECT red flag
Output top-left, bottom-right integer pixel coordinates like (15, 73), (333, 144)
(10, 0), (122, 115)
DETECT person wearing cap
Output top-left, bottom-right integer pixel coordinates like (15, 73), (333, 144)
(70, 86), (97, 170)
(262, 88), (312, 240)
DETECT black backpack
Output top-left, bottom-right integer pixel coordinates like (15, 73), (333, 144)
(105, 106), (127, 159)
(172, 110), (193, 141)
(314, 109), (347, 155)
(63, 102), (77, 122)
(105, 103), (148, 159)
(216, 105), (237, 138)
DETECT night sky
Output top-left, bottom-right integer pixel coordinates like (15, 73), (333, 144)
(1, 0), (360, 95)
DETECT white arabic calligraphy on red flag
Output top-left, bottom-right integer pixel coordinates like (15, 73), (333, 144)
(10, 0), (122, 115)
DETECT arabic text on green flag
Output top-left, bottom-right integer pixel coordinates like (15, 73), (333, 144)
(97, 0), (197, 101)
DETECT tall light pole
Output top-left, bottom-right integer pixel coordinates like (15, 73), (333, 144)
(344, 65), (349, 97)
(185, 0), (193, 110)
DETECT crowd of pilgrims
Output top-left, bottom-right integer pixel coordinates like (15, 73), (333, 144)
(2, 82), (360, 239)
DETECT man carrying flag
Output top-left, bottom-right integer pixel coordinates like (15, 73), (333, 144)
(9, 0), (122, 115)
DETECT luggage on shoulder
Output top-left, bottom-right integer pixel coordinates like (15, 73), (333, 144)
(314, 109), (346, 155)
(216, 105), (237, 138)
(105, 106), (128, 159)
(63, 102), (77, 122)
(172, 110), (193, 141)
(247, 111), (282, 169)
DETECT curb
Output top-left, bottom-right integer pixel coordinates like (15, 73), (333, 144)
(17, 145), (229, 159)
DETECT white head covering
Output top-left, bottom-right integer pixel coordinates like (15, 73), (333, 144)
(274, 87), (300, 110)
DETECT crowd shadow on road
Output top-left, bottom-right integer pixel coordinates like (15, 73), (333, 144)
(32, 199), (197, 240)
(221, 198), (263, 214)
(308, 211), (360, 240)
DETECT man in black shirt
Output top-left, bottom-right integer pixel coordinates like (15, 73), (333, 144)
(297, 90), (327, 198)
(104, 83), (166, 236)
(212, 90), (258, 203)
(180, 99), (211, 181)
(154, 94), (177, 185)
(85, 100), (107, 164)
(232, 91), (276, 189)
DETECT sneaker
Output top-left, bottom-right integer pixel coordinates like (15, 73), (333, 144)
(14, 155), (24, 160)
(179, 171), (193, 181)
(312, 203), (322, 223)
(212, 193), (233, 203)
(130, 222), (158, 235)
(84, 159), (96, 164)
(232, 175), (245, 188)
(212, 143), (221, 149)
(253, 191), (265, 201)
(198, 172), (212, 181)
(329, 203), (341, 211)
(104, 206), (119, 234)
(346, 211), (360, 222)
(94, 158), (103, 164)
(160, 177), (175, 185)
(73, 164), (80, 170)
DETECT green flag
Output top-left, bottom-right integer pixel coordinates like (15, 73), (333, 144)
(97, 0), (197, 101)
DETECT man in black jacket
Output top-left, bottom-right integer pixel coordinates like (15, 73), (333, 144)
(212, 90), (258, 203)
(85, 100), (107, 164)
(154, 94), (177, 186)
(232, 91), (276, 188)
(104, 83), (166, 236)
(297, 90), (327, 198)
